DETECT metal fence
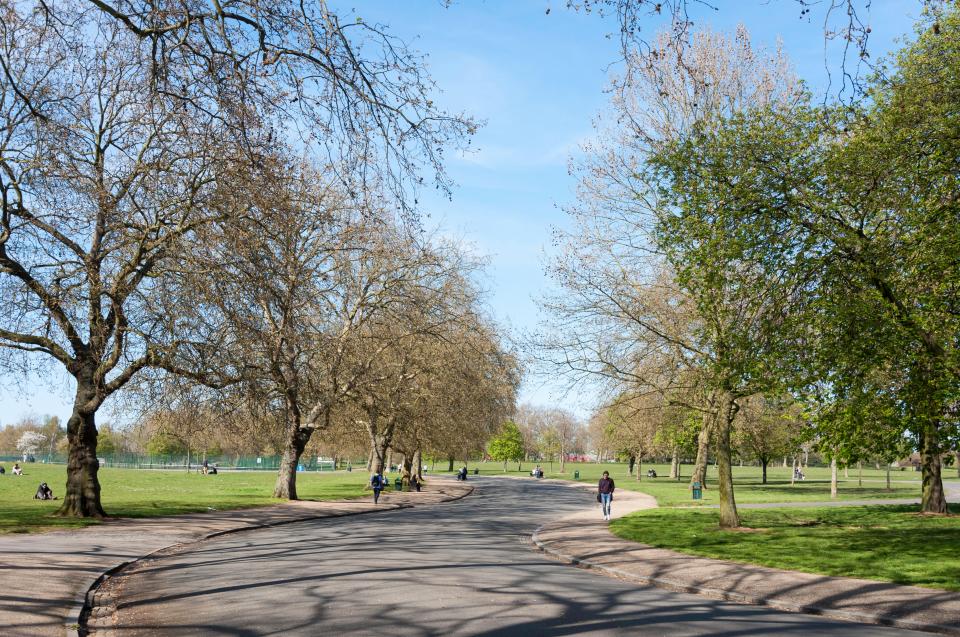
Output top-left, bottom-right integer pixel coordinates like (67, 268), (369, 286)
(0, 452), (356, 471)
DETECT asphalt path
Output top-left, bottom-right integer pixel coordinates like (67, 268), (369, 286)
(93, 476), (931, 636)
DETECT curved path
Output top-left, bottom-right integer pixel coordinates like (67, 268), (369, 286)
(89, 477), (930, 636)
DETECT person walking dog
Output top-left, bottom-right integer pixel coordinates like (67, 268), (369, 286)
(598, 471), (615, 521)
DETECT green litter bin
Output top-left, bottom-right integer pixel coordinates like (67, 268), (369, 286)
(691, 481), (702, 500)
(394, 477), (403, 490)
(574, 470), (580, 479)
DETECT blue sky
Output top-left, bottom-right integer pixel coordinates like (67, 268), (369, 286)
(0, 1), (927, 425)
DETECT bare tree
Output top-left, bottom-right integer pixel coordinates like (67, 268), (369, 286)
(537, 26), (803, 527)
(83, 0), (476, 209)
(0, 9), (267, 515)
(353, 245), (498, 479)
(568, 0), (947, 100)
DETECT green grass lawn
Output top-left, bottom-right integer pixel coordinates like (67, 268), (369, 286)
(609, 504), (960, 591)
(0, 464), (368, 533)
(443, 461), (928, 506)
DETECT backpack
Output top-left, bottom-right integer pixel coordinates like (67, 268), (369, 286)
(371, 474), (381, 488)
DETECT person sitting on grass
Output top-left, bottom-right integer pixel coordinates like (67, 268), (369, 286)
(34, 482), (55, 500)
(0, 465), (5, 475)
(12, 463), (22, 476)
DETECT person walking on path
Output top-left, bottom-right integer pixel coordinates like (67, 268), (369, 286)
(371, 471), (385, 504)
(598, 471), (615, 520)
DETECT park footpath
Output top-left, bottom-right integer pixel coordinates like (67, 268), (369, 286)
(0, 477), (472, 637)
(533, 480), (960, 636)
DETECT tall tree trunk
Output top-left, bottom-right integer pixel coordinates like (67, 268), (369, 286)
(274, 426), (312, 499)
(447, 457), (454, 472)
(691, 411), (711, 489)
(791, 456), (797, 485)
(715, 394), (740, 529)
(830, 456), (838, 499)
(669, 447), (679, 480)
(367, 448), (375, 471)
(559, 447), (565, 474)
(386, 448), (393, 472)
(57, 375), (106, 517)
(636, 451), (642, 481)
(858, 461), (862, 487)
(627, 455), (635, 476)
(400, 454), (412, 491)
(185, 447), (191, 474)
(412, 449), (423, 482)
(370, 434), (390, 475)
(364, 402), (396, 479)
(886, 462), (891, 491)
(919, 421), (947, 513)
(955, 451), (959, 479)
(761, 457), (768, 485)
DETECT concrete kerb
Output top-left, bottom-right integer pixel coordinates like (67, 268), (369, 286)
(68, 482), (474, 637)
(528, 476), (959, 637)
(530, 529), (958, 636)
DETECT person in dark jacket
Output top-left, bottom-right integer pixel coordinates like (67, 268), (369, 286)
(371, 471), (385, 504)
(598, 471), (615, 520)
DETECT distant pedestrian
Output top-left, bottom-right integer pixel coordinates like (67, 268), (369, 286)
(598, 471), (615, 521)
(371, 471), (385, 504)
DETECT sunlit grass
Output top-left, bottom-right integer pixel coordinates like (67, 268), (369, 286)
(444, 460), (927, 506)
(610, 504), (960, 591)
(0, 463), (368, 533)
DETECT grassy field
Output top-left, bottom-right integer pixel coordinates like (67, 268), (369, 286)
(0, 464), (368, 533)
(609, 504), (960, 591)
(439, 461), (927, 506)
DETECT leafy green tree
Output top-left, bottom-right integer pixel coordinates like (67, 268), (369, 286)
(733, 396), (805, 485)
(666, 8), (960, 513)
(488, 421), (525, 472)
(146, 432), (187, 457)
(96, 426), (119, 456)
